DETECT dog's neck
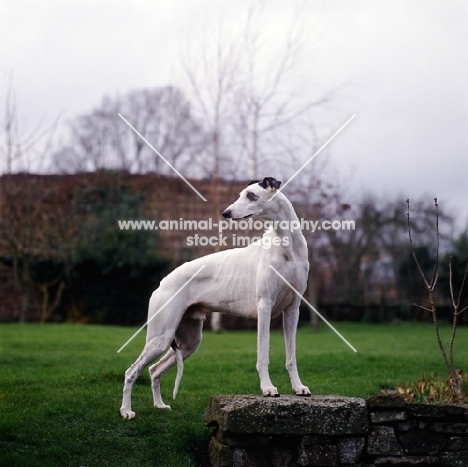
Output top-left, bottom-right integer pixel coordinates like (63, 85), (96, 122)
(263, 194), (308, 261)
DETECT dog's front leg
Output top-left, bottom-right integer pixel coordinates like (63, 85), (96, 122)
(283, 304), (311, 396)
(256, 298), (279, 396)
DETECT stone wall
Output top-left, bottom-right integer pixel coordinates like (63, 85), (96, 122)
(204, 394), (468, 466)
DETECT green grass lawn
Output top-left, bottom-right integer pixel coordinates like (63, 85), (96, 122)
(1, 322), (467, 466)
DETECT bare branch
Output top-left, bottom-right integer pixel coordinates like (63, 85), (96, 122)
(449, 256), (456, 307)
(429, 198), (440, 288)
(448, 256), (459, 372)
(412, 303), (433, 313)
(455, 262), (468, 310)
(406, 199), (430, 289)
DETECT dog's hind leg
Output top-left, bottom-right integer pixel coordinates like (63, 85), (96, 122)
(148, 349), (176, 410)
(120, 338), (171, 419)
(149, 317), (204, 410)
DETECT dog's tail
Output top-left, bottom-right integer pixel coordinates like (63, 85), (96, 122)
(171, 340), (184, 399)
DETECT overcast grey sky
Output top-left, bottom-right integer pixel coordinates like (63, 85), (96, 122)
(1, 0), (467, 227)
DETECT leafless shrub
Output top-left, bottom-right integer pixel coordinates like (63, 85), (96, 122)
(406, 198), (467, 403)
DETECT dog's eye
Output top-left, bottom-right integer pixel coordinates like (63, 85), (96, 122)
(246, 192), (256, 200)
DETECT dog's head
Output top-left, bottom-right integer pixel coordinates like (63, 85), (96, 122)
(221, 177), (282, 220)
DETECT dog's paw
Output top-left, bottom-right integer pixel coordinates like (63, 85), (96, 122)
(262, 386), (280, 397)
(293, 385), (311, 396)
(120, 407), (136, 419)
(154, 402), (172, 410)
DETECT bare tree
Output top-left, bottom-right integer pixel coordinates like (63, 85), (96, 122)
(54, 87), (204, 175)
(0, 80), (68, 322)
(233, 9), (340, 180)
(182, 6), (340, 181)
(122, 87), (206, 174)
(0, 171), (76, 323)
(0, 83), (44, 320)
(0, 76), (59, 174)
(407, 198), (467, 403)
(0, 175), (39, 322)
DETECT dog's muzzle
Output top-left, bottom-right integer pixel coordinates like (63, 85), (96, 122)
(222, 209), (231, 218)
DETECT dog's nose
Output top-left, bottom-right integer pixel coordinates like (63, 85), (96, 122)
(222, 209), (231, 218)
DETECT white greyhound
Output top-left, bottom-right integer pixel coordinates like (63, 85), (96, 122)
(120, 177), (311, 419)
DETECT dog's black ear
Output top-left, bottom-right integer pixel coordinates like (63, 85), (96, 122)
(248, 180), (260, 186)
(260, 177), (282, 191)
